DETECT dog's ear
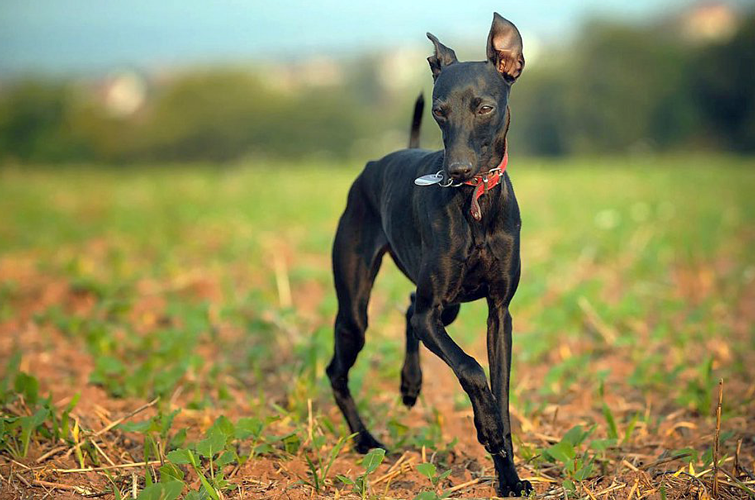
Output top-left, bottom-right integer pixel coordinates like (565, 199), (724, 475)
(486, 13), (524, 83)
(427, 32), (458, 80)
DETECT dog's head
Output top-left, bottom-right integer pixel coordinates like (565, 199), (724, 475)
(427, 13), (524, 183)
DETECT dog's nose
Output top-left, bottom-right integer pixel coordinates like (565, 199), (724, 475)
(448, 162), (473, 180)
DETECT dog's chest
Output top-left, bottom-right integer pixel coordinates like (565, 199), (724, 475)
(454, 244), (503, 302)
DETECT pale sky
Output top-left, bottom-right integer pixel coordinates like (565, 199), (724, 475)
(0, 0), (746, 75)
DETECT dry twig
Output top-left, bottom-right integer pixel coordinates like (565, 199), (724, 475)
(713, 378), (723, 498)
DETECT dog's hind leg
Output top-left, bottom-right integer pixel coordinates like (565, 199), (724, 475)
(401, 297), (460, 408)
(400, 293), (420, 407)
(326, 184), (388, 454)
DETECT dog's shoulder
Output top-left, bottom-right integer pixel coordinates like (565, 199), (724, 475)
(349, 149), (442, 214)
(363, 148), (442, 177)
(382, 148), (440, 165)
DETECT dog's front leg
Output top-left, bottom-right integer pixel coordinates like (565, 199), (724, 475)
(487, 300), (532, 497)
(410, 291), (507, 460)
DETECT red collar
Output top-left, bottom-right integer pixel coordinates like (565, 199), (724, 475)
(464, 151), (508, 221)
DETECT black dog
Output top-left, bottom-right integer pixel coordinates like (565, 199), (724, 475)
(327, 13), (531, 497)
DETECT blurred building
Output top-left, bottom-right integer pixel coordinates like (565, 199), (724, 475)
(100, 70), (148, 118)
(680, 2), (738, 42)
(262, 56), (345, 92)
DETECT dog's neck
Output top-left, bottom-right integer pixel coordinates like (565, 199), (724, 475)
(462, 150), (508, 220)
(462, 107), (512, 221)
(491, 105), (512, 167)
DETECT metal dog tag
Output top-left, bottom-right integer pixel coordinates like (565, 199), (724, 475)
(414, 173), (443, 186)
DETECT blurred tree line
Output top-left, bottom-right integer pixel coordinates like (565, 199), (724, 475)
(1, 11), (753, 165)
(509, 12), (755, 156)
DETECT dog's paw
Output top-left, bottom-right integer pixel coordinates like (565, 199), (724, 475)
(401, 394), (418, 407)
(399, 380), (421, 408)
(496, 479), (533, 498)
(354, 431), (388, 454)
(400, 367), (422, 408)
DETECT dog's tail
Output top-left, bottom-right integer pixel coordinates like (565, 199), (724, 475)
(408, 93), (424, 149)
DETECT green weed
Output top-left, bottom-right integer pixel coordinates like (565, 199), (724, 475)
(336, 447), (386, 500)
(413, 462), (453, 499)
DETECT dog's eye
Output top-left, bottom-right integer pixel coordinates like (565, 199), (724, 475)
(432, 108), (445, 119)
(478, 105), (494, 115)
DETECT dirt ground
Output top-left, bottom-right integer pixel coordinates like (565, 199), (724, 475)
(1, 252), (754, 499)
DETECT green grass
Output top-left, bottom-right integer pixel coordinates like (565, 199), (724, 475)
(1, 155), (753, 498)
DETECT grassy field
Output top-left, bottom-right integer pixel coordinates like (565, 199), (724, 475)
(1, 156), (754, 499)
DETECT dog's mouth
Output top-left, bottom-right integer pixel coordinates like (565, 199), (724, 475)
(444, 166), (480, 184)
(447, 172), (477, 184)
(444, 159), (477, 184)
(446, 165), (492, 185)
(440, 171), (474, 186)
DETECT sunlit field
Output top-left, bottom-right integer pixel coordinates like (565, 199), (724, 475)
(1, 155), (754, 499)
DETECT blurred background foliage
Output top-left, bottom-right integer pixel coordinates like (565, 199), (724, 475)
(1, 7), (753, 165)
